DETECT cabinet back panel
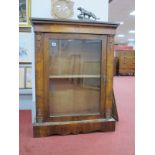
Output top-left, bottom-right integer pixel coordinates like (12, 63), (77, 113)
(49, 79), (100, 116)
(48, 39), (101, 76)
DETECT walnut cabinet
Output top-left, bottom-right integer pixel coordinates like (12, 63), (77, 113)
(31, 18), (119, 137)
(116, 50), (135, 75)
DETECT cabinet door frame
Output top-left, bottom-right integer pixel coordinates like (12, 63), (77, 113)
(43, 33), (107, 122)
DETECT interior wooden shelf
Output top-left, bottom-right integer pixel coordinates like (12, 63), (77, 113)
(49, 75), (101, 79)
(50, 112), (100, 117)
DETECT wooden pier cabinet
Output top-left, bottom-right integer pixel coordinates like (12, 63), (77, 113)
(116, 50), (135, 75)
(31, 18), (119, 137)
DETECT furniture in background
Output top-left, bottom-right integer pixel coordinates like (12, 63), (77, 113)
(116, 50), (135, 76)
(19, 63), (32, 110)
(113, 57), (118, 76)
(31, 18), (119, 137)
(19, 65), (32, 89)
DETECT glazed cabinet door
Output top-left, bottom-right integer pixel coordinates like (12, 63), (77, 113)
(43, 33), (107, 122)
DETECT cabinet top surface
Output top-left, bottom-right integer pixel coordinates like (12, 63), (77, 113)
(31, 18), (119, 28)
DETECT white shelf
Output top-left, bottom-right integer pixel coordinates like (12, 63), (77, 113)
(49, 75), (100, 79)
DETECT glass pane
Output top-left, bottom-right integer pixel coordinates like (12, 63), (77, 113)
(49, 78), (100, 116)
(48, 39), (102, 116)
(49, 39), (101, 76)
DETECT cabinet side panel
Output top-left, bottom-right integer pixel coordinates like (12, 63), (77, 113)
(35, 33), (44, 122)
(105, 35), (114, 118)
(43, 35), (50, 120)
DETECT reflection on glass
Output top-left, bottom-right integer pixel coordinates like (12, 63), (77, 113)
(49, 39), (101, 76)
(49, 78), (100, 116)
(48, 39), (102, 116)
